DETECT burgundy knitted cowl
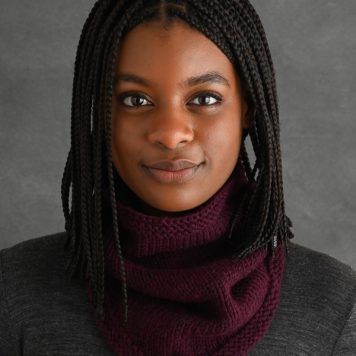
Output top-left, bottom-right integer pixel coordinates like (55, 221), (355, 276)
(86, 159), (286, 355)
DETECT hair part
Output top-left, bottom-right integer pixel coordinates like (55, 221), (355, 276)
(61, 0), (294, 327)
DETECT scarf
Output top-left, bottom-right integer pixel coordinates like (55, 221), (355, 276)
(86, 159), (286, 355)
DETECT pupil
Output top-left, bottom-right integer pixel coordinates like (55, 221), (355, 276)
(134, 96), (143, 106)
(201, 96), (210, 105)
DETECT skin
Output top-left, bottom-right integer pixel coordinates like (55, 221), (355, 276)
(111, 20), (251, 216)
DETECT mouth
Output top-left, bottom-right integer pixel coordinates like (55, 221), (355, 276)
(142, 163), (203, 184)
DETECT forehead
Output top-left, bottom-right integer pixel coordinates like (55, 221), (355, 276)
(114, 21), (239, 88)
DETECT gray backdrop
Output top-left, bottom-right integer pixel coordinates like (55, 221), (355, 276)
(1, 1), (355, 269)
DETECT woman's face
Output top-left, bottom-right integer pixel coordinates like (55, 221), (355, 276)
(111, 20), (249, 214)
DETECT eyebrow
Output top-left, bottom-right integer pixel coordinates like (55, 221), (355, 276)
(114, 71), (230, 88)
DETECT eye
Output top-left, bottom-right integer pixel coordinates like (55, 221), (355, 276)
(118, 93), (152, 108)
(117, 91), (223, 109)
(189, 92), (223, 107)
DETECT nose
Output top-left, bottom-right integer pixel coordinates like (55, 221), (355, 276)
(147, 107), (194, 150)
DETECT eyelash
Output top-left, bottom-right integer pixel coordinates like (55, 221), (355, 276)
(117, 91), (223, 109)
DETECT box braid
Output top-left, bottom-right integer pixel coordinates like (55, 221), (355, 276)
(61, 0), (295, 327)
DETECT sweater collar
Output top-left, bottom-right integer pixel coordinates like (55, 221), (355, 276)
(88, 158), (286, 355)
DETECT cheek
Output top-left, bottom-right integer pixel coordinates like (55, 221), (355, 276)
(111, 118), (139, 169)
(203, 116), (242, 161)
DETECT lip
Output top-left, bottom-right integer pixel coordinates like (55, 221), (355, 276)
(145, 159), (200, 171)
(143, 163), (203, 184)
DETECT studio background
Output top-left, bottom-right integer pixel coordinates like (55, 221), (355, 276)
(1, 0), (355, 269)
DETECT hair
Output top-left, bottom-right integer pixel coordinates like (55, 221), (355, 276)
(61, 0), (294, 327)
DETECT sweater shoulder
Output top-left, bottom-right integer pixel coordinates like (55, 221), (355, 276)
(0, 232), (68, 277)
(283, 241), (356, 322)
(286, 241), (356, 291)
(251, 241), (356, 354)
(1, 231), (67, 257)
(0, 232), (112, 355)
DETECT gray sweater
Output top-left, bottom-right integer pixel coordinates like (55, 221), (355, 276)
(0, 232), (355, 355)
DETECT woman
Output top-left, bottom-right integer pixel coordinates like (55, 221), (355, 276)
(1, 0), (355, 355)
